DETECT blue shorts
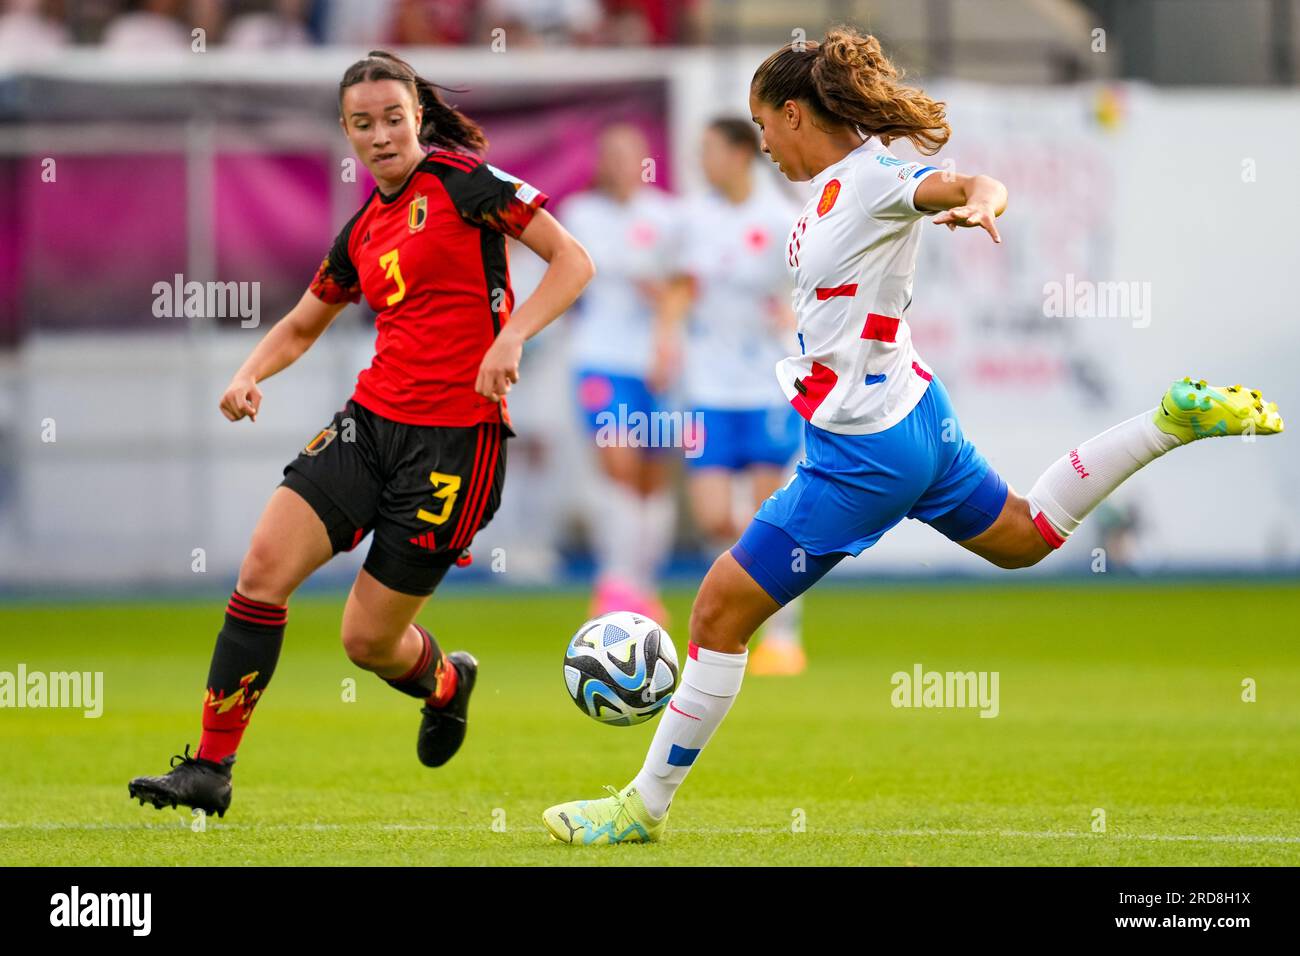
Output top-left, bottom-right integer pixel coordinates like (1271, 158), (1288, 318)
(731, 376), (1008, 605)
(686, 406), (802, 471)
(575, 369), (663, 434)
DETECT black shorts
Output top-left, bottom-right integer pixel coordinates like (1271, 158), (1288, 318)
(280, 399), (509, 597)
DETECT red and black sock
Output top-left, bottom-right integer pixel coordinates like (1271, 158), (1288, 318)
(195, 591), (287, 764)
(385, 623), (458, 707)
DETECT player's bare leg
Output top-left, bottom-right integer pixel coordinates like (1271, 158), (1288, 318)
(956, 490), (1052, 569)
(686, 550), (780, 653)
(687, 467), (804, 674)
(237, 486), (337, 603)
(340, 568), (433, 676)
(745, 464), (806, 675)
(341, 569), (478, 768)
(128, 486), (335, 816)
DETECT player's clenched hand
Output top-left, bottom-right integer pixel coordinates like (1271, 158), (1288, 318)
(476, 327), (523, 403)
(220, 375), (262, 422)
(933, 203), (1001, 243)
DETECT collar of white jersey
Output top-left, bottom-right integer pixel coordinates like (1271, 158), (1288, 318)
(809, 136), (878, 188)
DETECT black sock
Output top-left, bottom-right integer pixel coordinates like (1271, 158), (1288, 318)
(385, 624), (455, 705)
(197, 591), (286, 762)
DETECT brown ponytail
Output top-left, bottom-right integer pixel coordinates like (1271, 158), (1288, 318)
(339, 50), (488, 154)
(752, 26), (950, 156)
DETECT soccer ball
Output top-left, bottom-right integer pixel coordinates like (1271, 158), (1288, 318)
(563, 611), (679, 726)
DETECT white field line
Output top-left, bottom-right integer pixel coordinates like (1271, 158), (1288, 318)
(1, 821), (1298, 844)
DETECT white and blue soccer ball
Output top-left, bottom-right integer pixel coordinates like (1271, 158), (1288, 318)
(564, 611), (679, 726)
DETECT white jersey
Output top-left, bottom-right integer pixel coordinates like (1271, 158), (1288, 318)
(778, 137), (941, 434)
(676, 182), (801, 409)
(561, 187), (680, 377)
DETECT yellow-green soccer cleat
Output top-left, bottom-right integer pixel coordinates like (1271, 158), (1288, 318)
(1154, 378), (1284, 443)
(543, 785), (667, 845)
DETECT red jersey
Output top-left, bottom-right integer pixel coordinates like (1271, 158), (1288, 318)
(309, 150), (548, 428)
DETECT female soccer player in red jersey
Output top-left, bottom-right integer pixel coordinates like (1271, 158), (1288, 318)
(129, 51), (594, 817)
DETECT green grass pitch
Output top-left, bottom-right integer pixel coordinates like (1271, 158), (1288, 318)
(2, 581), (1298, 866)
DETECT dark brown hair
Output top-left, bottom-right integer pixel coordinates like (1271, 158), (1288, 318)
(751, 26), (950, 156)
(339, 50), (487, 153)
(708, 116), (760, 155)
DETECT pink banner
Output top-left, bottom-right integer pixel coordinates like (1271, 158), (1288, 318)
(3, 81), (670, 340)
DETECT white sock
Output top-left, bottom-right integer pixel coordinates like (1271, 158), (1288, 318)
(763, 597), (803, 646)
(590, 476), (642, 585)
(633, 488), (675, 594)
(1027, 408), (1182, 544)
(631, 644), (747, 818)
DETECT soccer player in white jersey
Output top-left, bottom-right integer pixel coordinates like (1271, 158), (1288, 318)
(562, 124), (681, 622)
(657, 117), (807, 675)
(544, 27), (1283, 844)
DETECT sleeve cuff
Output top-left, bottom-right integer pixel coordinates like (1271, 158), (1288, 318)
(906, 165), (942, 214)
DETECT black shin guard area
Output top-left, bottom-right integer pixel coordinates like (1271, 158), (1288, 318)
(207, 592), (287, 699)
(385, 624), (445, 700)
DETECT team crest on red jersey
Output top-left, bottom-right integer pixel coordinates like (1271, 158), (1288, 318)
(408, 193), (428, 233)
(817, 179), (841, 217)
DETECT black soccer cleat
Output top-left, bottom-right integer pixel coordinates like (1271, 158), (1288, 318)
(128, 745), (234, 817)
(417, 651), (478, 768)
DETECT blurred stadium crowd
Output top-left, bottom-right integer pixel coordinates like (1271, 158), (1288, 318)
(4, 1), (1294, 84)
(0, 0), (699, 50)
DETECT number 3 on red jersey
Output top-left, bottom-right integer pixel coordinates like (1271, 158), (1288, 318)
(379, 248), (406, 306)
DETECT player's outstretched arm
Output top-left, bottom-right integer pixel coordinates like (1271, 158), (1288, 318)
(218, 290), (348, 422)
(475, 208), (595, 403)
(915, 172), (1008, 244)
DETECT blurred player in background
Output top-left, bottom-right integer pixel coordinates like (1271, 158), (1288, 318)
(128, 50), (593, 817)
(562, 123), (680, 622)
(657, 117), (806, 675)
(545, 25), (1284, 845)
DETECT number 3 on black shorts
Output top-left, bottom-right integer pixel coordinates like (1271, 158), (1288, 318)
(417, 472), (461, 526)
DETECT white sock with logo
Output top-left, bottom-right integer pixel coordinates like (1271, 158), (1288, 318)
(1026, 409), (1182, 544)
(631, 644), (747, 819)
